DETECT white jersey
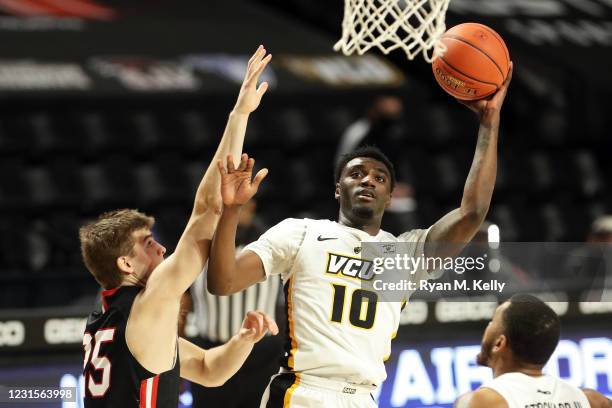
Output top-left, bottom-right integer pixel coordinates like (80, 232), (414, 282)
(244, 218), (435, 386)
(481, 372), (590, 408)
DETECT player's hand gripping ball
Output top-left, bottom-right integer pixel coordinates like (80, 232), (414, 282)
(432, 22), (510, 101)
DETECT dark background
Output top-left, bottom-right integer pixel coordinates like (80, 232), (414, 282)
(1, 0), (611, 308)
(0, 0), (610, 406)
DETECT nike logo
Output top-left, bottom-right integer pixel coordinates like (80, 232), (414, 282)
(317, 235), (337, 241)
(536, 390), (551, 395)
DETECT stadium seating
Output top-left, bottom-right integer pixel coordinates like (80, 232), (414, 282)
(0, 88), (609, 307)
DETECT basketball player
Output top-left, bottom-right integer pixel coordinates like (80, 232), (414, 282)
(80, 45), (278, 407)
(207, 63), (513, 407)
(455, 294), (611, 408)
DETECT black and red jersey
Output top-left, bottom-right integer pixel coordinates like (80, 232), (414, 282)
(83, 286), (180, 408)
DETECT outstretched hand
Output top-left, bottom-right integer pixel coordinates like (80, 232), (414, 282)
(238, 311), (279, 343)
(217, 153), (268, 207)
(234, 45), (272, 115)
(458, 61), (513, 127)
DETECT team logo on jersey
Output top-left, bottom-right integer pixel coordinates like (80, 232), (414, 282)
(317, 235), (338, 241)
(325, 253), (375, 281)
(536, 389), (552, 395)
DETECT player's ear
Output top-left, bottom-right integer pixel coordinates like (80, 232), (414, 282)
(492, 334), (507, 353)
(334, 183), (340, 200)
(116, 256), (133, 274)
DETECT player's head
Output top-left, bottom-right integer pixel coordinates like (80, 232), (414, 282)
(79, 209), (166, 289)
(334, 146), (396, 221)
(477, 294), (560, 369)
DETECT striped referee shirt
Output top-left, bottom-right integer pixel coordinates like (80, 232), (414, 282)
(191, 245), (281, 343)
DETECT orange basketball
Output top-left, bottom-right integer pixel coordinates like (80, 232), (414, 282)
(432, 23), (510, 100)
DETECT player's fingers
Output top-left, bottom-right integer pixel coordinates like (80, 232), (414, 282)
(252, 54), (272, 80)
(238, 153), (249, 172)
(248, 45), (264, 68)
(506, 61), (514, 83)
(492, 63), (513, 103)
(247, 48), (266, 76)
(256, 48), (268, 66)
(262, 313), (279, 335)
(226, 154), (236, 173)
(246, 310), (262, 327)
(245, 157), (255, 173)
(252, 168), (269, 190)
(498, 62), (513, 94)
(217, 159), (227, 176)
(241, 327), (257, 338)
(245, 52), (265, 85)
(249, 311), (264, 335)
(253, 311), (269, 336)
(256, 82), (269, 97)
(246, 54), (271, 86)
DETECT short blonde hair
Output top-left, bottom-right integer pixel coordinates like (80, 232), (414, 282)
(79, 209), (154, 289)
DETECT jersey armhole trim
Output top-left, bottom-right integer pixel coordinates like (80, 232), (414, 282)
(125, 292), (179, 376)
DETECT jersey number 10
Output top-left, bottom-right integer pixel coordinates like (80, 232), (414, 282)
(330, 284), (378, 329)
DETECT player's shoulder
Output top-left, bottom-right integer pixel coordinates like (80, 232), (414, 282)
(396, 227), (430, 242)
(550, 374), (589, 395)
(273, 217), (308, 227)
(456, 387), (507, 408)
(272, 217), (333, 230)
(582, 388), (611, 408)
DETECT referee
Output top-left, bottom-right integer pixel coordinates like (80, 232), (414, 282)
(190, 199), (283, 407)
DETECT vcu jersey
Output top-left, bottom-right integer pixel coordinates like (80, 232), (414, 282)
(244, 218), (435, 386)
(481, 372), (590, 408)
(83, 286), (180, 408)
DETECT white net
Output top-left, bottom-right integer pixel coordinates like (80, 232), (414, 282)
(334, 0), (451, 63)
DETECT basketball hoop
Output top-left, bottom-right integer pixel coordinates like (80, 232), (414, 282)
(333, 0), (451, 63)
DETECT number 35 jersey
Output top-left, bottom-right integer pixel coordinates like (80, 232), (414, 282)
(83, 286), (180, 408)
(243, 218), (435, 386)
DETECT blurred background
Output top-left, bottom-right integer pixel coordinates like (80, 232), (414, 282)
(0, 0), (610, 407)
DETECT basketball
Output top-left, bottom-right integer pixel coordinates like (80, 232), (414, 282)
(432, 23), (510, 100)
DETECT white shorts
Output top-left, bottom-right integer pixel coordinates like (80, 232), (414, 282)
(259, 372), (378, 408)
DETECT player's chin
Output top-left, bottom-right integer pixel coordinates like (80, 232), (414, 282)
(351, 203), (375, 219)
(475, 351), (489, 367)
(354, 196), (384, 210)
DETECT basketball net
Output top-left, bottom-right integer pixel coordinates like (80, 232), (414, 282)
(334, 0), (451, 63)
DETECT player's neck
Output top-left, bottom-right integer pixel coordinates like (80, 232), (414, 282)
(338, 212), (381, 236)
(121, 273), (147, 288)
(493, 360), (544, 378)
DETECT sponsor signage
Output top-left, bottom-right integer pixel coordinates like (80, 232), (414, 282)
(0, 61), (92, 90)
(0, 316), (86, 352)
(1, 299), (609, 352)
(376, 333), (612, 407)
(0, 54), (404, 93)
(0, 332), (608, 408)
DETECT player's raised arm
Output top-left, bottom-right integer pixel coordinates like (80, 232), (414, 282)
(207, 154), (269, 295)
(191, 45), (272, 221)
(146, 45), (272, 300)
(425, 63), (513, 258)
